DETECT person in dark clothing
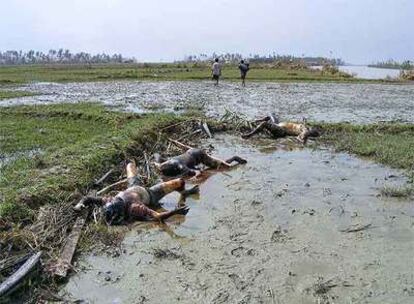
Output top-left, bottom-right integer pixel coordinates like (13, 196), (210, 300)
(238, 60), (250, 86)
(154, 148), (247, 178)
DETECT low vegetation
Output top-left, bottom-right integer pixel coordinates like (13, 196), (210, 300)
(0, 90), (36, 100)
(380, 185), (413, 198)
(318, 122), (414, 183)
(0, 63), (365, 84)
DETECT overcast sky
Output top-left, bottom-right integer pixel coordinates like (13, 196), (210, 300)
(1, 0), (413, 63)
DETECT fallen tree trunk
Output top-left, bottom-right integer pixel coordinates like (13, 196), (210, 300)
(0, 251), (42, 297)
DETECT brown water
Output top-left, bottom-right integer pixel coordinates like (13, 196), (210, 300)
(62, 135), (414, 304)
(3, 81), (414, 123)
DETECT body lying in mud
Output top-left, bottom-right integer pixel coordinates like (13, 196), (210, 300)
(154, 145), (247, 178)
(75, 162), (198, 225)
(242, 113), (321, 143)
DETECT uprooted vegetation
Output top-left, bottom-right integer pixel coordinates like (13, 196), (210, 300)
(400, 70), (414, 81)
(0, 102), (233, 301)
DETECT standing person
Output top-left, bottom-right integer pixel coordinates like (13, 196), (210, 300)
(238, 60), (250, 86)
(211, 58), (221, 85)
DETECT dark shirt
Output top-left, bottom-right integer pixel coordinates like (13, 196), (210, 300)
(239, 63), (249, 74)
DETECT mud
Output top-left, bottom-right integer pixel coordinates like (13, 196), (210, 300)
(62, 135), (414, 304)
(3, 81), (414, 123)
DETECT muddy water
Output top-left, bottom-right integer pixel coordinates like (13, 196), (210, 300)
(3, 81), (414, 123)
(63, 135), (414, 304)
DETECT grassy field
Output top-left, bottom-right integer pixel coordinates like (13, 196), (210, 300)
(0, 103), (185, 223)
(0, 90), (37, 100)
(318, 122), (414, 196)
(2, 103), (413, 224)
(0, 63), (379, 84)
(319, 123), (414, 171)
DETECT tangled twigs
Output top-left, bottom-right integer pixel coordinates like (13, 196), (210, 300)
(220, 108), (253, 132)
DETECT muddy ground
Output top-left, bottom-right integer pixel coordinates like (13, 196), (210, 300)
(3, 81), (414, 123)
(63, 135), (414, 304)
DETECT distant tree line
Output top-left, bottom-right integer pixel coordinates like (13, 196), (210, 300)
(369, 59), (413, 70)
(0, 49), (136, 65)
(181, 53), (345, 66)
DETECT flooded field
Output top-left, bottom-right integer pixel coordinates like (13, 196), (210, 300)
(2, 81), (414, 123)
(311, 65), (401, 80)
(63, 135), (414, 304)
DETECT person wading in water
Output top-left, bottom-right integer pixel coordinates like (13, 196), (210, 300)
(238, 60), (250, 86)
(211, 58), (222, 85)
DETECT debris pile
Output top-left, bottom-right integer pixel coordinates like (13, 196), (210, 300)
(0, 117), (218, 300)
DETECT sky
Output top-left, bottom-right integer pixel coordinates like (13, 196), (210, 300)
(1, 0), (413, 64)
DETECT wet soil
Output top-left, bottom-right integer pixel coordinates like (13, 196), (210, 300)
(63, 135), (414, 304)
(3, 81), (414, 123)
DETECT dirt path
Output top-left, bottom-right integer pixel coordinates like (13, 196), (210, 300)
(3, 81), (414, 123)
(63, 135), (414, 304)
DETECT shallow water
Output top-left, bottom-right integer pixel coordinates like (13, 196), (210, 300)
(63, 135), (414, 304)
(339, 65), (401, 80)
(3, 81), (414, 123)
(312, 65), (401, 80)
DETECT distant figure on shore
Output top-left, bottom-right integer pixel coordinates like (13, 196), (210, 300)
(238, 60), (250, 86)
(211, 58), (222, 85)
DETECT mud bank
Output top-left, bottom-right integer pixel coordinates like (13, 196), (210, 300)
(63, 135), (414, 304)
(3, 81), (414, 123)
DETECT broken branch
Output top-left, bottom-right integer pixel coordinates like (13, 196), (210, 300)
(168, 138), (194, 150)
(97, 178), (128, 196)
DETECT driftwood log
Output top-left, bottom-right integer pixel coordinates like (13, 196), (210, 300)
(50, 213), (88, 278)
(0, 251), (42, 297)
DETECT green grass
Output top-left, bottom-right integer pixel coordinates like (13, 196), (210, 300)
(318, 122), (414, 174)
(0, 63), (384, 84)
(0, 90), (37, 100)
(2, 105), (414, 223)
(0, 103), (184, 223)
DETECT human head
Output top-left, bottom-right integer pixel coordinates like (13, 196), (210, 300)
(241, 60), (244, 64)
(215, 58), (219, 62)
(103, 196), (125, 225)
